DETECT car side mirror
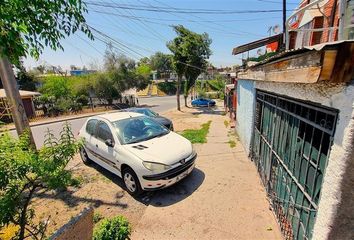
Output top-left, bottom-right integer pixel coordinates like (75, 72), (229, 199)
(105, 139), (114, 147)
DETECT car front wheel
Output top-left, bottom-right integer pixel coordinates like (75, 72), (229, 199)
(123, 168), (143, 196)
(80, 147), (92, 164)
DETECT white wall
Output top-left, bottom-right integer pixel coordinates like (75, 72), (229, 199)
(235, 80), (256, 156)
(255, 80), (354, 240)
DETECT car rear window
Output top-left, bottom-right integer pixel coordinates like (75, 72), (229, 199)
(86, 119), (97, 135)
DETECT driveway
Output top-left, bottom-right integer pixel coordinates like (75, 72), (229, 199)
(131, 105), (282, 239)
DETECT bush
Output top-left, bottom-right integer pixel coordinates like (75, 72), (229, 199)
(93, 216), (131, 240)
(157, 82), (177, 95)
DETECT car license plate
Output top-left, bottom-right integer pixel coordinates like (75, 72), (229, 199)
(176, 171), (188, 181)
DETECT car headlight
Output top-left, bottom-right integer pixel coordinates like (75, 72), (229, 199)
(142, 161), (171, 171)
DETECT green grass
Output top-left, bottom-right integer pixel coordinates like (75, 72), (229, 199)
(227, 140), (236, 148)
(180, 121), (212, 144)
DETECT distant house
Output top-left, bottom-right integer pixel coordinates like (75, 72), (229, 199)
(69, 70), (97, 76)
(0, 89), (40, 123)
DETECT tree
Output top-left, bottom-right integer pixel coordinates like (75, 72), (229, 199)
(40, 77), (71, 99)
(94, 73), (120, 105)
(167, 25), (211, 109)
(150, 52), (172, 74)
(167, 26), (188, 111)
(0, 123), (81, 240)
(0, 0), (92, 144)
(182, 30), (212, 106)
(104, 44), (136, 72)
(16, 62), (37, 91)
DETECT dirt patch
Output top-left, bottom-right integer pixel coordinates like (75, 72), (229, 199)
(163, 105), (223, 132)
(31, 156), (148, 236)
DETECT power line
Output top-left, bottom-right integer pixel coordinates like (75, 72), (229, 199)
(150, 0), (265, 38)
(88, 10), (280, 23)
(86, 1), (293, 14)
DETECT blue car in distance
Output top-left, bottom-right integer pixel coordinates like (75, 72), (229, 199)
(191, 98), (216, 107)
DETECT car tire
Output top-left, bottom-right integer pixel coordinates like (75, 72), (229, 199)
(122, 167), (143, 196)
(80, 147), (92, 164)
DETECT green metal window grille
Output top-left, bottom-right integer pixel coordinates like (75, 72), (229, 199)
(251, 90), (338, 240)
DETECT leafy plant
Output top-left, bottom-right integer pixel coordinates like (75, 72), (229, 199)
(93, 212), (104, 224)
(0, 123), (82, 240)
(93, 216), (131, 240)
(180, 121), (211, 144)
(0, 0), (92, 64)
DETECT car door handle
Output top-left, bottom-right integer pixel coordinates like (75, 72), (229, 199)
(96, 144), (98, 148)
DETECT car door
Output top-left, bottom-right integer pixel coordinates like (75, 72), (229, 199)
(93, 120), (121, 176)
(83, 119), (99, 161)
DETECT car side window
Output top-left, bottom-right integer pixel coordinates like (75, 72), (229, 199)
(96, 121), (114, 142)
(86, 119), (98, 135)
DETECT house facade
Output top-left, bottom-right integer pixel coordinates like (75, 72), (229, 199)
(0, 89), (40, 123)
(235, 41), (354, 240)
(232, 1), (354, 239)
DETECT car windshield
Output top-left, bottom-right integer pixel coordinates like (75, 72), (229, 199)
(112, 116), (169, 144)
(132, 108), (157, 117)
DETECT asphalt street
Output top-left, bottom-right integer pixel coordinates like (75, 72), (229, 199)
(9, 95), (177, 148)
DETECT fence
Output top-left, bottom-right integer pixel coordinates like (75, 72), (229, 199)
(251, 90), (338, 240)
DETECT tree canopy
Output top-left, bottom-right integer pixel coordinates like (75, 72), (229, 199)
(0, 0), (92, 64)
(167, 25), (212, 108)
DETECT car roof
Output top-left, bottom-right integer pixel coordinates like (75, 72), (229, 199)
(94, 111), (143, 122)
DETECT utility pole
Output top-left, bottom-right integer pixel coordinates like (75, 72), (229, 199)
(283, 0), (287, 48)
(338, 0), (347, 40)
(0, 56), (35, 146)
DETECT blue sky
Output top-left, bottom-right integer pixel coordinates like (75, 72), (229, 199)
(23, 0), (300, 70)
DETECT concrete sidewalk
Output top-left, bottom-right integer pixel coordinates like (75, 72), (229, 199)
(131, 107), (282, 239)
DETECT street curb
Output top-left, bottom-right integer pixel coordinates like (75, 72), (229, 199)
(1, 110), (120, 132)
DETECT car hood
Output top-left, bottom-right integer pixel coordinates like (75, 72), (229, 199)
(123, 131), (192, 165)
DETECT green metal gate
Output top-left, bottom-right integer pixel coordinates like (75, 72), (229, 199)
(251, 90), (337, 240)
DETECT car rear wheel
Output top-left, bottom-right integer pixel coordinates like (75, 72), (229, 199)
(123, 168), (143, 196)
(80, 147), (92, 164)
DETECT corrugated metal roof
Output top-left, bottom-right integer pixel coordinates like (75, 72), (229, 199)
(0, 89), (40, 98)
(232, 34), (283, 55)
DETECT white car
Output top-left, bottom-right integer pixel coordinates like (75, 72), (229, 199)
(78, 112), (196, 196)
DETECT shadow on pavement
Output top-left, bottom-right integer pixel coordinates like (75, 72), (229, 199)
(148, 167), (205, 207)
(191, 106), (225, 116)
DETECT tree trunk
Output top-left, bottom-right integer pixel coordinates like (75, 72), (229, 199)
(0, 56), (35, 147)
(176, 75), (181, 111)
(19, 185), (37, 240)
(184, 95), (188, 107)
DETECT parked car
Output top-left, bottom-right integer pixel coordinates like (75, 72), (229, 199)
(78, 112), (196, 196)
(191, 98), (216, 107)
(124, 107), (174, 130)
